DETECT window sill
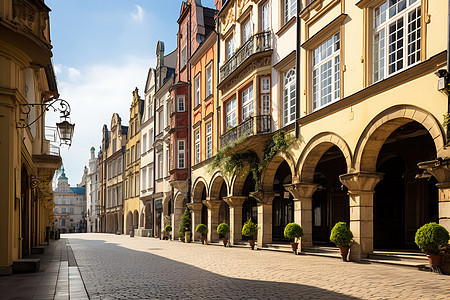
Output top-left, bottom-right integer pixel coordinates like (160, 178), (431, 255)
(204, 94), (213, 102)
(276, 17), (296, 37)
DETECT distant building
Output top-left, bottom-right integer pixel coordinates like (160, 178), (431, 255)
(53, 171), (86, 233)
(86, 147), (100, 232)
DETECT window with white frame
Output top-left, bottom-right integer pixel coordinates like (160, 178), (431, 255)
(136, 175), (140, 197)
(157, 153), (163, 179)
(226, 35), (235, 60)
(242, 19), (253, 44)
(148, 166), (153, 188)
(181, 46), (187, 69)
(148, 102), (153, 118)
(241, 85), (254, 121)
(195, 129), (201, 164)
(373, 0), (420, 83)
(142, 168), (147, 190)
(261, 77), (271, 115)
(178, 140), (185, 169)
(261, 1), (271, 32)
(158, 109), (164, 134)
(283, 0), (296, 25)
(142, 134), (147, 153)
(166, 149), (170, 176)
(177, 95), (185, 112)
(166, 101), (171, 127)
(283, 67), (296, 125)
(194, 75), (200, 107)
(206, 122), (212, 159)
(206, 64), (212, 97)
(226, 98), (237, 130)
(149, 129), (153, 147)
(312, 33), (340, 111)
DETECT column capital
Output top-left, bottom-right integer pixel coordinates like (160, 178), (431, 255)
(249, 190), (275, 205)
(339, 171), (383, 193)
(202, 199), (222, 210)
(188, 202), (203, 212)
(284, 182), (319, 200)
(418, 158), (450, 183)
(223, 196), (247, 208)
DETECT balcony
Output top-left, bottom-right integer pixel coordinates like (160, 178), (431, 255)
(220, 115), (272, 149)
(220, 31), (272, 83)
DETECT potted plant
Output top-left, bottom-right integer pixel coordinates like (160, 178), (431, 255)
(217, 223), (230, 247)
(330, 222), (353, 261)
(179, 207), (192, 243)
(196, 224), (208, 244)
(284, 223), (303, 255)
(164, 225), (172, 240)
(242, 219), (259, 250)
(415, 222), (450, 267)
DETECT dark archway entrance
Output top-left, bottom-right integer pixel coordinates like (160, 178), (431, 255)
(374, 122), (438, 249)
(242, 174), (257, 240)
(272, 161), (293, 242)
(312, 146), (349, 245)
(218, 182), (229, 225)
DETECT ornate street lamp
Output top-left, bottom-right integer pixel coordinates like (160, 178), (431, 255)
(18, 97), (75, 146)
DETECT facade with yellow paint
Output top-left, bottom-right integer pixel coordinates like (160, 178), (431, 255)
(189, 0), (450, 262)
(0, 0), (63, 274)
(124, 88), (143, 235)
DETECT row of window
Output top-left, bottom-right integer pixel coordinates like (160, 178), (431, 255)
(194, 63), (213, 107)
(55, 207), (75, 214)
(107, 185), (123, 208)
(107, 157), (123, 180)
(126, 143), (140, 166)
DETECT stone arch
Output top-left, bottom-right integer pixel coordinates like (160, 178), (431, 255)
(297, 132), (352, 183)
(174, 191), (187, 209)
(230, 163), (252, 196)
(209, 172), (228, 199)
(260, 151), (296, 191)
(192, 177), (208, 203)
(126, 211), (133, 234)
(354, 105), (445, 172)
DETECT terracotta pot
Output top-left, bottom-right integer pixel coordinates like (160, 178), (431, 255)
(222, 237), (228, 247)
(200, 235), (206, 245)
(339, 247), (349, 262)
(249, 240), (255, 250)
(290, 242), (298, 255)
(427, 254), (443, 267)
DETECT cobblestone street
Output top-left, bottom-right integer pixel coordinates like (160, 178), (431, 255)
(66, 233), (449, 299)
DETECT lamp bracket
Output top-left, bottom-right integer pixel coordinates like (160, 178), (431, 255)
(17, 98), (71, 129)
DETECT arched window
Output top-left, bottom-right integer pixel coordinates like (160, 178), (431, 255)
(283, 67), (296, 126)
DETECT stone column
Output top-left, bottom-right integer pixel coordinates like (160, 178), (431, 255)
(203, 199), (222, 242)
(223, 196), (247, 245)
(188, 203), (203, 241)
(251, 191), (275, 247)
(340, 172), (383, 262)
(172, 205), (184, 240)
(418, 160), (450, 232)
(284, 182), (319, 248)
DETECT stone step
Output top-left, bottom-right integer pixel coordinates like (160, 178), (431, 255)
(361, 257), (428, 269)
(368, 252), (428, 262)
(31, 246), (46, 254)
(12, 258), (40, 273)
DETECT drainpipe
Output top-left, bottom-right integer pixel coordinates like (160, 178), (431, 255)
(295, 0), (301, 138)
(187, 4), (192, 205)
(216, 15), (221, 154)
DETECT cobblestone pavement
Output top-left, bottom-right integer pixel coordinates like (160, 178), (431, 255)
(67, 233), (449, 300)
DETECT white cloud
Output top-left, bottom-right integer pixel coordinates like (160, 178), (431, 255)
(131, 5), (144, 22)
(47, 56), (155, 185)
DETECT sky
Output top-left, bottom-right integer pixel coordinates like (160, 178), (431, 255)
(46, 0), (216, 186)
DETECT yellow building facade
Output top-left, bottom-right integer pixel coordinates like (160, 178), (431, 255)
(0, 0), (62, 274)
(124, 88), (143, 235)
(190, 0), (450, 262)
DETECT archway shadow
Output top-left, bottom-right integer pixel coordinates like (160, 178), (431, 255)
(68, 237), (360, 299)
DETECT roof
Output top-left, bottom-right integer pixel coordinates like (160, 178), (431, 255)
(90, 146), (95, 151)
(70, 187), (85, 195)
(58, 171), (68, 180)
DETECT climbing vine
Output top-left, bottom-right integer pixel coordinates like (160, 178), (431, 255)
(208, 131), (292, 192)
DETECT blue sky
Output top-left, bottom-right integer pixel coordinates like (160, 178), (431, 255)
(47, 0), (216, 186)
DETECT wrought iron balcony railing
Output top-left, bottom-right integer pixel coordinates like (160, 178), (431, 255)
(220, 31), (272, 82)
(220, 115), (272, 149)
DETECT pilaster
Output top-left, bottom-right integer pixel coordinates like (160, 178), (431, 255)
(340, 172), (383, 262)
(203, 199), (222, 242)
(188, 203), (203, 241)
(250, 191), (275, 246)
(223, 196), (247, 245)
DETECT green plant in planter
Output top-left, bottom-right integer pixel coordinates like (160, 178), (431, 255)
(242, 219), (259, 250)
(330, 222), (353, 261)
(164, 225), (172, 233)
(178, 207), (191, 241)
(284, 223), (303, 254)
(196, 224), (208, 244)
(217, 223), (230, 247)
(415, 222), (449, 255)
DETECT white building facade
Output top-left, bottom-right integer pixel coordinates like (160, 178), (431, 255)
(86, 147), (100, 232)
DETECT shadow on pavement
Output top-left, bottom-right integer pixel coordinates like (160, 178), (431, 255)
(69, 237), (360, 300)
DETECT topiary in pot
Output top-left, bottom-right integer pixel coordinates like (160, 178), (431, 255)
(179, 207), (192, 242)
(164, 225), (172, 240)
(195, 224), (208, 244)
(330, 222), (353, 261)
(242, 219), (259, 250)
(415, 222), (450, 267)
(284, 223), (303, 255)
(217, 223), (230, 247)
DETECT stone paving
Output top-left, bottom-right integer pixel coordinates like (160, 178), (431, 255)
(67, 233), (449, 300)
